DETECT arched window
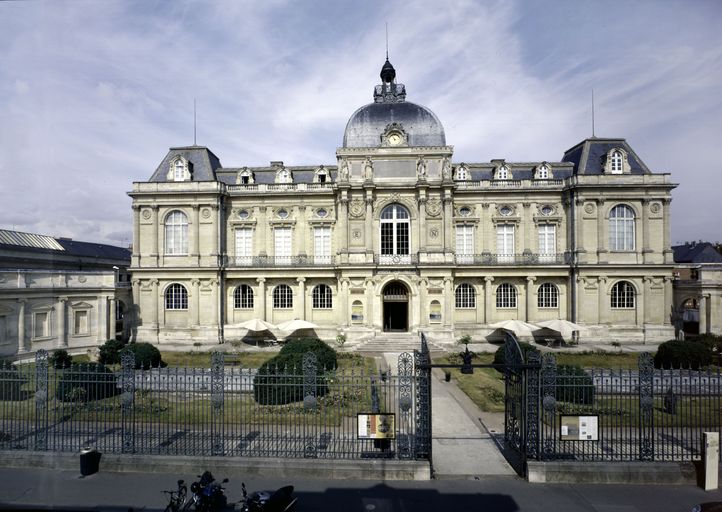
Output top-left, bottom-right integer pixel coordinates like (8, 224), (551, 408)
(273, 284), (293, 309)
(609, 204), (635, 251)
(496, 165), (509, 180)
(233, 284), (254, 309)
(312, 284), (332, 309)
(455, 283), (476, 308)
(351, 300), (364, 322)
(496, 283), (517, 308)
(165, 284), (188, 310)
(536, 163), (549, 179)
(380, 204), (410, 262)
(610, 281), (635, 309)
(610, 150), (623, 173)
(173, 160), (185, 181)
(165, 210), (188, 255)
(455, 165), (468, 181)
(537, 283), (559, 308)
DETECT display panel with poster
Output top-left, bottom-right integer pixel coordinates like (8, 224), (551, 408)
(560, 415), (599, 441)
(357, 413), (396, 439)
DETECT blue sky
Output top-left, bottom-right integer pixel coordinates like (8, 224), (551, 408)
(1, 0), (721, 247)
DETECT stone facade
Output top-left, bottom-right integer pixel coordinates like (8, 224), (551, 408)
(129, 60), (676, 349)
(672, 242), (722, 336)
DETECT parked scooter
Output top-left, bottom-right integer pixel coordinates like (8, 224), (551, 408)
(187, 471), (229, 512)
(239, 482), (297, 512)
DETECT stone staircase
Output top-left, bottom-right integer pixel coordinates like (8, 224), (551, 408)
(351, 332), (448, 355)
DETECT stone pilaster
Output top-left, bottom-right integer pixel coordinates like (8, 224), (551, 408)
(256, 278), (266, 320)
(526, 276), (537, 322)
(296, 277), (306, 319)
(17, 299), (27, 353)
(484, 276), (494, 324)
(57, 297), (67, 348)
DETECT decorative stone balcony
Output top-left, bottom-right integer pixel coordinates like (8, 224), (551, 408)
(455, 179), (564, 190)
(227, 183), (334, 194)
(454, 252), (570, 265)
(225, 255), (336, 267)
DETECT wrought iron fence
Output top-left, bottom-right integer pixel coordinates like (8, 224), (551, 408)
(0, 350), (430, 461)
(533, 353), (722, 462)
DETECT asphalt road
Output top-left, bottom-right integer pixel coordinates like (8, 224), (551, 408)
(0, 468), (721, 512)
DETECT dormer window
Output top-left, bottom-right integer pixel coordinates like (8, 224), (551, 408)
(168, 156), (192, 182)
(535, 163), (551, 179)
(237, 168), (254, 185)
(495, 165), (510, 180)
(315, 166), (329, 183)
(604, 148), (630, 174)
(455, 164), (469, 181)
(276, 168), (293, 184)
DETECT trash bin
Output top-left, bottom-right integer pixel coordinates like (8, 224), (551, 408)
(79, 448), (101, 476)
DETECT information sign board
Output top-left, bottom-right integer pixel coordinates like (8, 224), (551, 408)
(357, 413), (395, 439)
(560, 415), (599, 441)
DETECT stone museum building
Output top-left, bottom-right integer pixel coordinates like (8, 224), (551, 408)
(0, 229), (132, 359)
(128, 59), (677, 349)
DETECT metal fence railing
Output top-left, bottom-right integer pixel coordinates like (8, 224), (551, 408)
(0, 350), (428, 461)
(534, 353), (722, 462)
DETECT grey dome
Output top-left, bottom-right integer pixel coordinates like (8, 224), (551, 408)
(343, 101), (446, 148)
(342, 59), (446, 148)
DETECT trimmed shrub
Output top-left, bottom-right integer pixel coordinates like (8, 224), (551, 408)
(0, 360), (23, 401)
(120, 342), (164, 370)
(556, 364), (595, 405)
(690, 334), (722, 354)
(279, 338), (337, 370)
(98, 339), (126, 365)
(253, 338), (335, 405)
(55, 363), (120, 402)
(49, 349), (73, 369)
(493, 342), (540, 374)
(654, 340), (711, 369)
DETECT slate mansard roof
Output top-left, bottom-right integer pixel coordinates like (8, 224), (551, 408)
(672, 242), (722, 264)
(562, 137), (651, 175)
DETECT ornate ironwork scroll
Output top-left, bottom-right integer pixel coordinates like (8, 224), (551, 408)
(120, 350), (135, 454)
(525, 350), (541, 460)
(414, 334), (432, 460)
(503, 335), (524, 454)
(34, 350), (49, 451)
(397, 352), (413, 459)
(638, 352), (654, 461)
(303, 352), (318, 458)
(210, 352), (225, 456)
(541, 353), (557, 459)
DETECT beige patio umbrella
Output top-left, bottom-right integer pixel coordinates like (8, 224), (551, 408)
(489, 319), (541, 338)
(238, 318), (277, 332)
(536, 319), (585, 340)
(277, 319), (319, 332)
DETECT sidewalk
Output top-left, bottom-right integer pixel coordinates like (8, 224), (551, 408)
(382, 353), (517, 479)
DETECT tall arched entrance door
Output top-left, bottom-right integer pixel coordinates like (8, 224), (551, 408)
(383, 281), (409, 332)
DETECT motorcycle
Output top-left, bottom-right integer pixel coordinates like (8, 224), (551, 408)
(187, 471), (229, 512)
(239, 482), (297, 512)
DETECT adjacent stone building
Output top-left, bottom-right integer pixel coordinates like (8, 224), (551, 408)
(672, 242), (722, 336)
(129, 59), (677, 349)
(0, 229), (132, 359)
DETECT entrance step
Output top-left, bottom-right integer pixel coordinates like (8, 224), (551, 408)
(351, 334), (448, 355)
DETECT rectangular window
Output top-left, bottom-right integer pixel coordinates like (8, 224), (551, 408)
(0, 316), (6, 344)
(496, 224), (515, 263)
(235, 228), (253, 265)
(274, 227), (292, 265)
(33, 312), (49, 339)
(381, 223), (394, 255)
(74, 310), (89, 335)
(314, 227), (331, 264)
(456, 225), (474, 263)
(538, 224), (556, 262)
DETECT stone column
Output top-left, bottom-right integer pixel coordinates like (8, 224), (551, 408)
(526, 276), (537, 322)
(191, 205), (200, 264)
(418, 197), (428, 252)
(636, 280), (645, 327)
(17, 299), (27, 353)
(663, 198), (673, 263)
(523, 203), (532, 252)
(296, 277), (306, 319)
(109, 298), (117, 340)
(484, 276), (494, 324)
(340, 278), (350, 327)
(443, 277), (454, 329)
(210, 206), (219, 263)
(191, 279), (200, 326)
(642, 200), (652, 264)
(443, 192), (453, 254)
(256, 278), (266, 320)
(209, 279), (218, 328)
(337, 196), (349, 256)
(365, 278), (375, 329)
(597, 276), (608, 324)
(596, 199), (606, 262)
(575, 198), (586, 259)
(419, 278), (428, 327)
(57, 297), (67, 348)
(151, 279), (160, 328)
(296, 206), (306, 257)
(132, 205), (141, 266)
(664, 276), (674, 325)
(257, 207), (268, 256)
(643, 276), (653, 324)
(481, 204), (491, 254)
(699, 295), (708, 334)
(98, 296), (108, 343)
(365, 195), (374, 256)
(151, 205), (159, 265)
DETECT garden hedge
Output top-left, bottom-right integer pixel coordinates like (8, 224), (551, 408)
(120, 342), (164, 370)
(49, 349), (73, 369)
(492, 341), (540, 373)
(55, 362), (120, 402)
(98, 339), (126, 365)
(654, 340), (711, 369)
